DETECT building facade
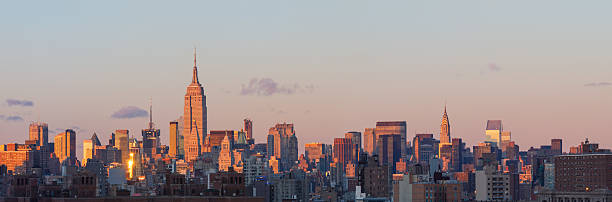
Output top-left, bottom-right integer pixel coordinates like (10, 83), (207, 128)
(440, 106), (451, 145)
(269, 123), (298, 171)
(485, 120), (502, 147)
(363, 128), (376, 155)
(555, 154), (612, 192)
(375, 121), (407, 160)
(169, 121), (180, 157)
(184, 53), (207, 163)
(29, 122), (48, 146)
(333, 138), (355, 166)
(243, 119), (253, 140)
(54, 129), (76, 164)
(113, 130), (129, 165)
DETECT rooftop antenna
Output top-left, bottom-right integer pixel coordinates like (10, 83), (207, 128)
(148, 97), (154, 129)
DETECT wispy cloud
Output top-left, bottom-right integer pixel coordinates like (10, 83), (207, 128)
(6, 99), (34, 107)
(488, 63), (502, 72)
(240, 78), (314, 96)
(111, 106), (148, 119)
(584, 82), (612, 87)
(480, 63), (502, 75)
(4, 116), (24, 122)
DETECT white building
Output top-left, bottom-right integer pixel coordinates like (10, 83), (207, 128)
(475, 166), (518, 201)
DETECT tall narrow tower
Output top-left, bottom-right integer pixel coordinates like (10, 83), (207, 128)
(184, 50), (207, 162)
(440, 105), (451, 144)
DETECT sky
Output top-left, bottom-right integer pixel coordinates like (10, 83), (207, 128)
(1, 1), (611, 159)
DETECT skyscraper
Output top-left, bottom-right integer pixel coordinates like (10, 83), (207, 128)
(345, 131), (361, 162)
(218, 134), (233, 171)
(169, 121), (180, 157)
(83, 133), (101, 166)
(54, 129), (76, 164)
(29, 122), (48, 146)
(485, 120), (502, 147)
(184, 52), (208, 163)
(267, 134), (274, 158)
(413, 134), (435, 164)
(363, 128), (376, 155)
(244, 119), (253, 140)
(500, 131), (511, 152)
(142, 100), (161, 159)
(83, 139), (93, 165)
(377, 134), (401, 172)
(440, 106), (451, 145)
(551, 139), (562, 155)
(269, 123), (298, 171)
(333, 138), (355, 166)
(451, 138), (463, 172)
(304, 143), (326, 162)
(375, 121), (407, 159)
(114, 129), (129, 165)
(345, 132), (362, 150)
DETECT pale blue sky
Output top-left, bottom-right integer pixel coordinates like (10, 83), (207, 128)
(1, 1), (611, 158)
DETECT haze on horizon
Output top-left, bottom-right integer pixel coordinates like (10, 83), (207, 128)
(1, 1), (611, 158)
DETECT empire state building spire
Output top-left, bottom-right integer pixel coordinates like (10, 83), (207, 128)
(184, 49), (207, 163)
(192, 48), (200, 84)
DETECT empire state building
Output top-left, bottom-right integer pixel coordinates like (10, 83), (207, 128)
(184, 52), (207, 162)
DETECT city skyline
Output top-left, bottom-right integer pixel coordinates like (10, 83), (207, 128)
(2, 2), (612, 201)
(2, 1), (612, 159)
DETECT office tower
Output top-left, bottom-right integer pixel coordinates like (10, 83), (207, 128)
(505, 141), (519, 160)
(244, 119), (253, 140)
(305, 143), (325, 162)
(128, 138), (143, 179)
(174, 116), (185, 158)
(54, 129), (76, 164)
(377, 134), (401, 173)
(305, 143), (328, 173)
(376, 121), (407, 159)
(451, 138), (463, 172)
(109, 133), (116, 147)
(473, 142), (499, 169)
(555, 154), (612, 192)
(363, 128), (376, 155)
(169, 121), (179, 157)
(439, 143), (453, 172)
(269, 123), (298, 171)
(413, 134), (435, 164)
(218, 134), (234, 171)
(440, 106), (451, 144)
(142, 101), (161, 159)
(29, 122), (48, 146)
(551, 139), (562, 155)
(267, 134), (274, 158)
(114, 129), (129, 165)
(333, 138), (355, 166)
(91, 132), (101, 146)
(345, 131), (362, 162)
(83, 139), (93, 165)
(500, 131), (511, 152)
(184, 52), (208, 163)
(82, 133), (102, 167)
(345, 131), (362, 150)
(485, 120), (502, 147)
